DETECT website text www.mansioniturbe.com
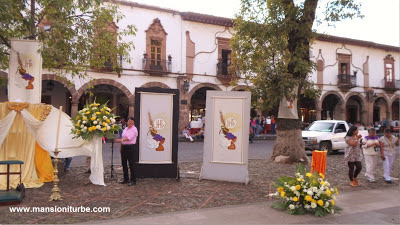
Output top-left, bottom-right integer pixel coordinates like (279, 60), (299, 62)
(9, 206), (110, 213)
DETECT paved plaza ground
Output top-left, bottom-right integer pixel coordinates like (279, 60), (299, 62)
(0, 139), (399, 224)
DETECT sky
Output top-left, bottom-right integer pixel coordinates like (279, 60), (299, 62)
(127, 0), (399, 47)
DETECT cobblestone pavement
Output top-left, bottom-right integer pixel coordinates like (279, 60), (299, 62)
(0, 150), (398, 224)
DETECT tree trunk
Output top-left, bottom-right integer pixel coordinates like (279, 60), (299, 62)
(271, 118), (308, 164)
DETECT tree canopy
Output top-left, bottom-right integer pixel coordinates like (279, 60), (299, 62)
(0, 0), (137, 86)
(231, 0), (363, 113)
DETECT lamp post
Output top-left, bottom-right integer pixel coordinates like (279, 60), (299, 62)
(183, 80), (190, 93)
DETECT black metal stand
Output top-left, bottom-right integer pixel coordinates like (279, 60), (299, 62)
(110, 138), (117, 179)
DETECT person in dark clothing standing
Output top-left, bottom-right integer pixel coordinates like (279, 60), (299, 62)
(255, 115), (261, 137)
(115, 117), (138, 186)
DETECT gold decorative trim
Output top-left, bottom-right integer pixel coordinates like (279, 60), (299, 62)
(39, 105), (52, 121)
(7, 102), (30, 112)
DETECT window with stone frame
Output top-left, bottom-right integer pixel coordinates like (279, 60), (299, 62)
(217, 38), (231, 76)
(384, 54), (395, 83)
(150, 39), (162, 68)
(145, 18), (167, 71)
(100, 22), (119, 70)
(337, 53), (351, 83)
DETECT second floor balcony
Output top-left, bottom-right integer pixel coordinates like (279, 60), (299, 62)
(337, 74), (357, 91)
(216, 62), (237, 86)
(142, 54), (172, 76)
(217, 62), (230, 76)
(383, 79), (400, 92)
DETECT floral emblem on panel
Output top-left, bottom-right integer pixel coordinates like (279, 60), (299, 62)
(146, 112), (166, 151)
(17, 53), (34, 89)
(219, 111), (237, 150)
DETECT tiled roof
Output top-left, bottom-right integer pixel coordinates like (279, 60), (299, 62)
(315, 34), (399, 52)
(107, 0), (399, 51)
(180, 12), (233, 27)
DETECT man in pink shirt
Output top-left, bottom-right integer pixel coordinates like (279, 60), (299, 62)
(115, 117), (138, 186)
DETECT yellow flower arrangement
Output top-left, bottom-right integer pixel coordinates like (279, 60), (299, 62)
(267, 164), (341, 217)
(71, 101), (121, 140)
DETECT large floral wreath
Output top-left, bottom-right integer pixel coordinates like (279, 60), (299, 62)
(268, 164), (341, 217)
(71, 101), (121, 140)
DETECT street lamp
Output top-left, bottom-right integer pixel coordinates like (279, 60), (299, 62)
(183, 80), (190, 93)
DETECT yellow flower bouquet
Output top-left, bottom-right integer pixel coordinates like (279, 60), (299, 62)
(267, 164), (341, 217)
(71, 101), (121, 140)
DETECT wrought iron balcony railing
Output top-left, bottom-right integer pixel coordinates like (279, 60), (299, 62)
(217, 62), (230, 76)
(142, 57), (172, 76)
(337, 74), (357, 89)
(382, 79), (400, 92)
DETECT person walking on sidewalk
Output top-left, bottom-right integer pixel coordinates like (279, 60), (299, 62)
(362, 128), (384, 183)
(115, 117), (138, 186)
(379, 129), (399, 184)
(344, 126), (363, 187)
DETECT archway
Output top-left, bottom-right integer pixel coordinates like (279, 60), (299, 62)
(75, 79), (133, 118)
(346, 95), (364, 124)
(190, 86), (216, 121)
(231, 85), (247, 91)
(140, 82), (171, 89)
(299, 95), (317, 125)
(320, 93), (344, 120)
(42, 80), (73, 116)
(392, 98), (399, 121)
(373, 97), (389, 124)
(78, 84), (129, 120)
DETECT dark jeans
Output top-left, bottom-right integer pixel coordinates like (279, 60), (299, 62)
(121, 145), (136, 182)
(64, 157), (72, 170)
(271, 124), (276, 134)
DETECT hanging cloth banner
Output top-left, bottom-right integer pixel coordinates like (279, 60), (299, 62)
(8, 39), (42, 103)
(278, 86), (299, 119)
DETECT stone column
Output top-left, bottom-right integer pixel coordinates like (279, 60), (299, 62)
(316, 100), (322, 120)
(128, 102), (135, 118)
(317, 59), (324, 89)
(112, 93), (118, 115)
(366, 101), (374, 125)
(361, 109), (368, 125)
(335, 103), (346, 121)
(386, 110), (392, 129)
(177, 77), (191, 132)
(70, 100), (79, 117)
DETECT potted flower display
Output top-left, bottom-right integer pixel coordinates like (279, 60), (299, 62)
(268, 164), (341, 217)
(71, 101), (121, 140)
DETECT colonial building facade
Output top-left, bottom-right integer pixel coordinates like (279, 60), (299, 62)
(1, 1), (399, 131)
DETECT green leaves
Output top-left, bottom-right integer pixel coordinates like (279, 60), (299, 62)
(0, 0), (137, 83)
(231, 0), (361, 112)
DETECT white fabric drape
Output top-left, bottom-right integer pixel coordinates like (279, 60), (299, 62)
(20, 109), (44, 138)
(0, 110), (17, 147)
(35, 106), (105, 185)
(2, 106), (105, 186)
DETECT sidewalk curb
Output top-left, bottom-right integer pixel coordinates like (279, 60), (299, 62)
(89, 186), (399, 224)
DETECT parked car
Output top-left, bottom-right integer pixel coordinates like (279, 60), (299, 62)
(302, 120), (368, 155)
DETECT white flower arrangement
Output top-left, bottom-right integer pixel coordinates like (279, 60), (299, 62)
(71, 101), (121, 140)
(267, 164), (341, 217)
